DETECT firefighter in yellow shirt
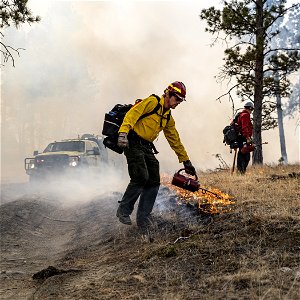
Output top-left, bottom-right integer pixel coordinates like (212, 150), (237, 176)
(116, 81), (196, 228)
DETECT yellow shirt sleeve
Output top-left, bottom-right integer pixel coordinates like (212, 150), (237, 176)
(163, 115), (189, 163)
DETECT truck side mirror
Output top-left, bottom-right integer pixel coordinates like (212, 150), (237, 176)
(33, 150), (38, 156)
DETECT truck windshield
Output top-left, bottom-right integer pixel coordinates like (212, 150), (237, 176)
(44, 141), (85, 152)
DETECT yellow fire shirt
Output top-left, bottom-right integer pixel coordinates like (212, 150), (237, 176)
(119, 95), (189, 163)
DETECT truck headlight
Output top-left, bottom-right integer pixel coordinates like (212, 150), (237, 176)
(70, 161), (78, 167)
(29, 159), (35, 169)
(69, 156), (79, 167)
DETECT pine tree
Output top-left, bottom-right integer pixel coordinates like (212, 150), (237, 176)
(200, 0), (300, 164)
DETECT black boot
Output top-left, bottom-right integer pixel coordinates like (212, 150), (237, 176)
(116, 210), (132, 225)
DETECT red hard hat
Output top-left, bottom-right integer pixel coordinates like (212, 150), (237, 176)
(167, 81), (186, 101)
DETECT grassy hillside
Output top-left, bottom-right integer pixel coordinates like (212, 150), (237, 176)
(47, 164), (299, 300)
(2, 164), (298, 300)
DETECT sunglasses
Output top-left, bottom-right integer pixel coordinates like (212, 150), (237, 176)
(173, 94), (183, 103)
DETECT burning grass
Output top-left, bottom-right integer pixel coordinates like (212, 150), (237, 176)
(161, 173), (235, 215)
(112, 164), (299, 299)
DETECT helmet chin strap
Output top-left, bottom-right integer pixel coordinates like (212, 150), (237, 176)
(163, 94), (171, 110)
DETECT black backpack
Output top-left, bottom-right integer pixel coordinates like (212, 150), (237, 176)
(102, 94), (166, 154)
(223, 113), (241, 149)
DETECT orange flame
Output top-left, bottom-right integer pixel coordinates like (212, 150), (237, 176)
(161, 174), (235, 215)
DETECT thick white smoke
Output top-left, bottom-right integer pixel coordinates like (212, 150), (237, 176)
(1, 0), (299, 185)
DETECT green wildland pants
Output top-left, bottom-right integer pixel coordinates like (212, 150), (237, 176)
(117, 135), (160, 227)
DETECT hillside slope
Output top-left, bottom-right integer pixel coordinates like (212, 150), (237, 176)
(0, 164), (299, 300)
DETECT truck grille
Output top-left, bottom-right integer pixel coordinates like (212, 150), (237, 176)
(35, 154), (69, 169)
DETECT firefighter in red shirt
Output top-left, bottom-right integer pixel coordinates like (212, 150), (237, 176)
(236, 101), (254, 174)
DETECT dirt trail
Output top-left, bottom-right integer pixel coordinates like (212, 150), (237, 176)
(0, 183), (123, 300)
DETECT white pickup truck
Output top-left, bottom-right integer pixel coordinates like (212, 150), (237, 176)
(24, 135), (108, 182)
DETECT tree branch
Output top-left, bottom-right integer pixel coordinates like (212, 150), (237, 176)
(0, 41), (25, 67)
(264, 3), (300, 31)
(264, 48), (300, 56)
(228, 40), (256, 49)
(216, 84), (239, 103)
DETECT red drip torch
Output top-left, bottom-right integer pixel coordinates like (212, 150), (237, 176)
(171, 168), (200, 192)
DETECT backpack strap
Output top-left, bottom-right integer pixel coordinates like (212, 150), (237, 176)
(233, 112), (241, 124)
(138, 94), (161, 121)
(160, 109), (171, 127)
(166, 112), (171, 123)
(137, 94), (171, 126)
(232, 112), (242, 134)
(152, 94), (172, 126)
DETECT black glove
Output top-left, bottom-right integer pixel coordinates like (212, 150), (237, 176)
(183, 160), (196, 176)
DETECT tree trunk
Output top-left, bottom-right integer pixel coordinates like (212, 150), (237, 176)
(253, 0), (264, 164)
(275, 74), (288, 164)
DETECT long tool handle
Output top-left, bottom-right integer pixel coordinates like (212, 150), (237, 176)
(231, 148), (237, 175)
(200, 188), (222, 199)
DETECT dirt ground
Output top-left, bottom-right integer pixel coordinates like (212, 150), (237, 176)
(0, 182), (124, 300)
(0, 182), (183, 300)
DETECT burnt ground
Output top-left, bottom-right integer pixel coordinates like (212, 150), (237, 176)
(0, 183), (191, 300)
(1, 166), (299, 300)
(0, 182), (125, 300)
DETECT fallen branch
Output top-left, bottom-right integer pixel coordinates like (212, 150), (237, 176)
(32, 265), (83, 280)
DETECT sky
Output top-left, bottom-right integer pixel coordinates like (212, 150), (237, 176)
(1, 0), (299, 183)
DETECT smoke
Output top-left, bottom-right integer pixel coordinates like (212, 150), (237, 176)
(44, 167), (126, 200)
(1, 0), (299, 185)
(1, 163), (129, 206)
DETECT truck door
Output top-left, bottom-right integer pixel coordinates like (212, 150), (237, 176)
(85, 141), (100, 167)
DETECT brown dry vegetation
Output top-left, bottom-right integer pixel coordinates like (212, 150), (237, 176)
(1, 164), (299, 300)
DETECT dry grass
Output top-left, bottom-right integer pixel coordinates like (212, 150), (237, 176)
(15, 164), (299, 300)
